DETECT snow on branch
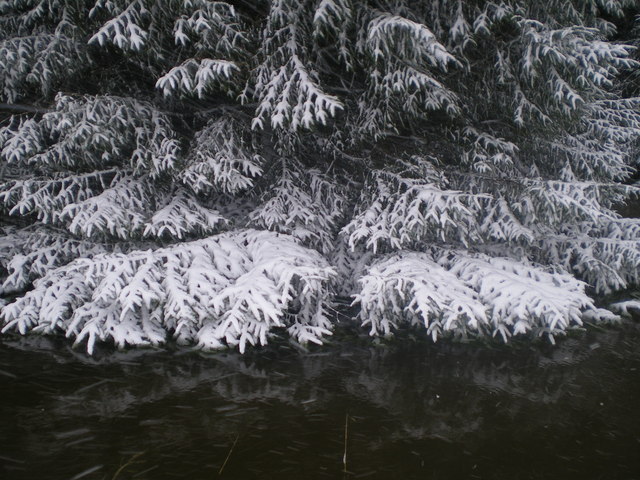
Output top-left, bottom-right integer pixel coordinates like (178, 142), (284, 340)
(248, 0), (343, 132)
(1, 230), (336, 354)
(89, 0), (149, 51)
(377, 64), (459, 115)
(182, 117), (263, 195)
(312, 0), (353, 68)
(252, 54), (343, 131)
(60, 175), (152, 239)
(172, 0), (248, 57)
(354, 252), (488, 340)
(539, 219), (640, 294)
(250, 160), (347, 254)
(462, 126), (519, 175)
(0, 0), (51, 34)
(517, 180), (618, 226)
(441, 251), (594, 341)
(517, 22), (637, 91)
(344, 157), (490, 252)
(609, 299), (640, 318)
(355, 11), (461, 138)
(480, 197), (536, 245)
(0, 168), (120, 224)
(313, 0), (352, 37)
(0, 226), (114, 295)
(525, 97), (640, 184)
(367, 12), (459, 70)
(447, 1), (473, 52)
(0, 34), (89, 102)
(89, 0), (250, 92)
(328, 239), (374, 296)
(509, 20), (638, 125)
(156, 59), (239, 98)
(548, 132), (631, 182)
(0, 94), (180, 176)
(143, 188), (226, 240)
(355, 249), (597, 343)
(585, 99), (640, 145)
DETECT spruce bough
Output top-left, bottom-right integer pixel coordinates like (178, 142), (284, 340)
(0, 0), (639, 352)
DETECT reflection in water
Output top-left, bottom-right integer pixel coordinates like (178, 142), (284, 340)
(1, 322), (640, 480)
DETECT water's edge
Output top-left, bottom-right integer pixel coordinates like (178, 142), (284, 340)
(1, 319), (639, 480)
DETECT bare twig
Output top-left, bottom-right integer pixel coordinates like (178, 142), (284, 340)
(0, 103), (50, 114)
(218, 433), (240, 476)
(343, 413), (349, 473)
(112, 452), (145, 480)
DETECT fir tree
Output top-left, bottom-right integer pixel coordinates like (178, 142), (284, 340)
(0, 0), (639, 352)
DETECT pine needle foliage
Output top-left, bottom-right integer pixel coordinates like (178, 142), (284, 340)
(1, 230), (336, 353)
(0, 0), (639, 352)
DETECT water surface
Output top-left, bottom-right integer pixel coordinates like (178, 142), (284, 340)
(1, 322), (639, 480)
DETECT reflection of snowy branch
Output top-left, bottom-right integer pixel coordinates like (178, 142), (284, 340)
(4, 323), (625, 455)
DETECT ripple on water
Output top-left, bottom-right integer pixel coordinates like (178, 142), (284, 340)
(1, 322), (640, 479)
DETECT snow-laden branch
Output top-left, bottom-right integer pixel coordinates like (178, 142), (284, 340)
(344, 159), (490, 252)
(1, 230), (336, 354)
(355, 249), (599, 343)
(252, 54), (343, 131)
(182, 117), (263, 195)
(60, 175), (152, 239)
(172, 0), (248, 56)
(89, 0), (149, 51)
(0, 169), (120, 224)
(0, 226), (115, 295)
(352, 11), (462, 138)
(143, 188), (226, 239)
(248, 0), (343, 133)
(250, 160), (347, 254)
(156, 59), (239, 98)
(313, 0), (353, 68)
(367, 12), (459, 70)
(0, 34), (89, 102)
(355, 252), (488, 339)
(0, 94), (181, 176)
(539, 219), (640, 294)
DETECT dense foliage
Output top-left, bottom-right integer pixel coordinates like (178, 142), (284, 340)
(0, 0), (639, 352)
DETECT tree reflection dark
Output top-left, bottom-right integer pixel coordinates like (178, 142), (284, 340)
(1, 323), (639, 479)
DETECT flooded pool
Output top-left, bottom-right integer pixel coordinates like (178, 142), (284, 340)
(1, 321), (639, 480)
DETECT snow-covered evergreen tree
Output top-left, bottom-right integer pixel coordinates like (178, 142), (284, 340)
(0, 0), (639, 352)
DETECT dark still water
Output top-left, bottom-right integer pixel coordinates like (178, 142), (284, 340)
(1, 322), (639, 480)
